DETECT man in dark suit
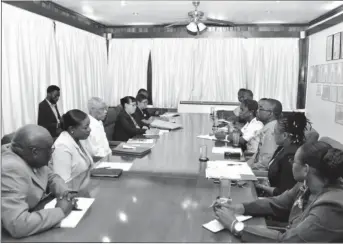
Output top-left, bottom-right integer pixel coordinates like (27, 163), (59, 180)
(38, 85), (62, 138)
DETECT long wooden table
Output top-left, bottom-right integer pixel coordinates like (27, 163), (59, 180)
(2, 114), (265, 242)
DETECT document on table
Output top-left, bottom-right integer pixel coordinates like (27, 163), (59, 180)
(160, 112), (180, 118)
(205, 160), (255, 180)
(127, 139), (154, 144)
(44, 198), (94, 228)
(95, 162), (132, 171)
(212, 147), (242, 155)
(197, 134), (230, 143)
(203, 216), (252, 233)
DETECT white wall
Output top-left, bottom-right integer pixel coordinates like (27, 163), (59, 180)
(306, 22), (343, 143)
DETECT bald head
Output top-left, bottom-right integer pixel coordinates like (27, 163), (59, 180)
(12, 124), (53, 149)
(12, 125), (53, 168)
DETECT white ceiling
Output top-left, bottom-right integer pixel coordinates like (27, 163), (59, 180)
(52, 1), (343, 26)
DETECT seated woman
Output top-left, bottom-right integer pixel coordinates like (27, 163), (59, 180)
(215, 99), (263, 153)
(113, 96), (152, 141)
(213, 141), (343, 242)
(255, 112), (309, 197)
(49, 109), (93, 195)
(132, 93), (154, 127)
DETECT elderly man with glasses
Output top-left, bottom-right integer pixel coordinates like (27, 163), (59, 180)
(1, 125), (77, 238)
(247, 98), (282, 171)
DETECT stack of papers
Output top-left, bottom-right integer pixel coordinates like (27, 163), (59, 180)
(205, 160), (256, 180)
(203, 216), (252, 233)
(45, 198), (94, 228)
(212, 147), (242, 155)
(150, 120), (182, 130)
(95, 162), (132, 171)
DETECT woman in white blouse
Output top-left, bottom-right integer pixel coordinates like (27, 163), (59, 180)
(49, 109), (93, 196)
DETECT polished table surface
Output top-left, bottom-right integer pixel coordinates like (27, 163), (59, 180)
(2, 114), (265, 242)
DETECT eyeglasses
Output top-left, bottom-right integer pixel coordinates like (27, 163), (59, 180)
(129, 103), (137, 107)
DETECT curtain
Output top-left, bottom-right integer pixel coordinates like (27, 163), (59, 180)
(151, 39), (195, 108)
(107, 39), (152, 106)
(245, 38), (299, 110)
(1, 3), (59, 135)
(192, 39), (247, 102)
(55, 22), (107, 113)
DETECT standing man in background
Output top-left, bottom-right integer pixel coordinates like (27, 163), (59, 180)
(38, 85), (62, 138)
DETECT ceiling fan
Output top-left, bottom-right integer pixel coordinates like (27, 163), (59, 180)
(164, 1), (235, 34)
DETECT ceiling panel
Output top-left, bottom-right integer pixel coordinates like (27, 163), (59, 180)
(52, 1), (343, 25)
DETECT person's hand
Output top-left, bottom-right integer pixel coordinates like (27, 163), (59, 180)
(148, 117), (155, 123)
(154, 111), (160, 116)
(55, 197), (76, 216)
(213, 200), (245, 215)
(142, 126), (149, 130)
(214, 207), (237, 230)
(215, 131), (226, 140)
(61, 190), (78, 201)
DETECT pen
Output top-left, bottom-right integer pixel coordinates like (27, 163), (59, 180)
(209, 196), (220, 208)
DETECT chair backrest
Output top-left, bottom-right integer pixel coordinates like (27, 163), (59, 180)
(1, 132), (15, 145)
(319, 136), (343, 151)
(103, 106), (122, 141)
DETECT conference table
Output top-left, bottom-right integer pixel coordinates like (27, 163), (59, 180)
(2, 113), (266, 243)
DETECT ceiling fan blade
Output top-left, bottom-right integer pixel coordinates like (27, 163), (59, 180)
(164, 21), (190, 28)
(203, 17), (235, 26)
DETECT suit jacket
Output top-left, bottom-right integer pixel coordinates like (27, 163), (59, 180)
(132, 107), (151, 127)
(242, 182), (343, 242)
(1, 148), (69, 238)
(268, 144), (299, 196)
(38, 100), (61, 138)
(112, 110), (146, 141)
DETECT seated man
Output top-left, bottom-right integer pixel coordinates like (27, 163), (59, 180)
(215, 100), (263, 153)
(2, 125), (76, 238)
(132, 93), (154, 127)
(81, 97), (112, 159)
(248, 98), (281, 171)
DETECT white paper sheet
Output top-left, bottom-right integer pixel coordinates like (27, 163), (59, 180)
(205, 161), (254, 180)
(44, 198), (94, 228)
(160, 112), (180, 118)
(95, 162), (132, 171)
(197, 135), (230, 143)
(127, 139), (154, 144)
(212, 147), (242, 155)
(203, 216), (253, 233)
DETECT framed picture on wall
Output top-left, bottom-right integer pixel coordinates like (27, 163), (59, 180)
(333, 32), (341, 60)
(326, 35), (333, 61)
(341, 32), (343, 59)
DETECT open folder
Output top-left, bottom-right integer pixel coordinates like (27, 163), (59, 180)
(112, 142), (153, 156)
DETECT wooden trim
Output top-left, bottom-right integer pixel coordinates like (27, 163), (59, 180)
(180, 101), (240, 106)
(3, 1), (105, 36)
(306, 13), (343, 36)
(309, 4), (343, 26)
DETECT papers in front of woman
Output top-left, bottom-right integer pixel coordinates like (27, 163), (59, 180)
(127, 139), (155, 144)
(197, 135), (230, 143)
(205, 160), (256, 180)
(212, 147), (242, 155)
(95, 162), (132, 171)
(44, 198), (94, 228)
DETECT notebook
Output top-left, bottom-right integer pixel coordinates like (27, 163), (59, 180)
(150, 120), (182, 130)
(112, 143), (152, 156)
(94, 162), (132, 171)
(44, 198), (94, 228)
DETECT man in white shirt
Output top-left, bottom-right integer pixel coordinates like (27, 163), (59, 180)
(81, 97), (111, 159)
(233, 89), (254, 117)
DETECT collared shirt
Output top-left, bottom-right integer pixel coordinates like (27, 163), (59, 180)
(233, 106), (240, 117)
(81, 115), (111, 158)
(249, 120), (278, 171)
(45, 99), (60, 124)
(241, 117), (264, 153)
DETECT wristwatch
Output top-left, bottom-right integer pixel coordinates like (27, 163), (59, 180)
(233, 221), (245, 237)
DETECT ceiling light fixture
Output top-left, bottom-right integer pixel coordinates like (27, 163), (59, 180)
(121, 1), (127, 6)
(186, 22), (207, 33)
(132, 12), (139, 16)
